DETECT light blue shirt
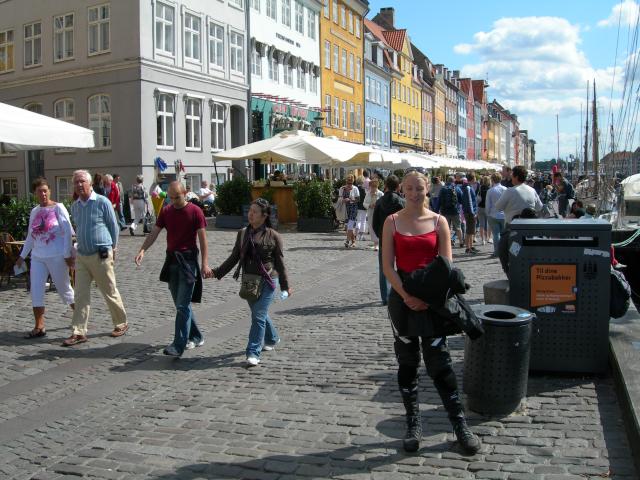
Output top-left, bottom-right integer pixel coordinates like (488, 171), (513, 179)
(486, 183), (507, 220)
(71, 190), (118, 256)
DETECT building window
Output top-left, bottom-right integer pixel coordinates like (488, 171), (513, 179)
(310, 74), (317, 93)
(341, 48), (346, 75)
(392, 113), (396, 134)
(0, 29), (14, 74)
(377, 119), (382, 144)
(54, 13), (74, 61)
(54, 98), (75, 123)
(184, 13), (201, 62)
(251, 0), (261, 11)
(268, 56), (279, 81)
(325, 94), (331, 126)
(211, 102), (225, 151)
(283, 62), (293, 86)
(356, 104), (361, 131)
(251, 46), (262, 76)
(332, 45), (338, 72)
(296, 67), (305, 90)
(340, 6), (346, 28)
(334, 97), (339, 127)
(185, 98), (201, 150)
(88, 4), (110, 55)
(348, 11), (353, 33)
(323, 0), (329, 18)
(281, 0), (291, 27)
(349, 102), (354, 130)
(384, 122), (388, 145)
(295, 1), (304, 34)
(376, 81), (381, 104)
(332, 0), (338, 23)
(88, 94), (111, 149)
(229, 0), (243, 8)
(155, 2), (174, 55)
(324, 40), (330, 68)
(341, 99), (347, 129)
(365, 117), (370, 142)
(208, 22), (224, 69)
(348, 52), (353, 79)
(156, 93), (174, 148)
(56, 177), (74, 202)
(0, 178), (18, 198)
(230, 31), (244, 74)
(307, 9), (316, 39)
(382, 84), (387, 107)
(355, 56), (361, 83)
(365, 77), (369, 101)
(184, 174), (202, 193)
(266, 0), (277, 20)
(24, 22), (41, 67)
(355, 17), (360, 38)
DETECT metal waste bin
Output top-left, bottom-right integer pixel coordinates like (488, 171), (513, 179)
(464, 305), (534, 416)
(508, 219), (611, 373)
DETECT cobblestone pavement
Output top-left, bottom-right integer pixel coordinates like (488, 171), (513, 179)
(0, 228), (636, 479)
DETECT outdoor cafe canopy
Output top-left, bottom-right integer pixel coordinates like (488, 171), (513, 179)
(0, 101), (95, 151)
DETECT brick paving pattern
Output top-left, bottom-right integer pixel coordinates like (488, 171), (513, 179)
(0, 229), (636, 479)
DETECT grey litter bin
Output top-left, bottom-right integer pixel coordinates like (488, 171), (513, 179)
(508, 219), (611, 373)
(463, 305), (534, 416)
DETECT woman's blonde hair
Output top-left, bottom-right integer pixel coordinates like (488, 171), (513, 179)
(403, 170), (430, 184)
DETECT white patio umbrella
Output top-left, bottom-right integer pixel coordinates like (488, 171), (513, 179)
(0, 101), (95, 150)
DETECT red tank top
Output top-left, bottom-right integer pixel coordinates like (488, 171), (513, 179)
(393, 214), (440, 272)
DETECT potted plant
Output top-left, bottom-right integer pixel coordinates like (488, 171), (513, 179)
(293, 180), (336, 232)
(215, 176), (252, 229)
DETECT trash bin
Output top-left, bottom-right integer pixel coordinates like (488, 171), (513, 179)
(508, 219), (611, 373)
(463, 304), (534, 416)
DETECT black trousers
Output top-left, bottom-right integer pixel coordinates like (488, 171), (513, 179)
(393, 335), (464, 419)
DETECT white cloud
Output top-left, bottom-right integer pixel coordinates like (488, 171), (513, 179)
(598, 0), (640, 28)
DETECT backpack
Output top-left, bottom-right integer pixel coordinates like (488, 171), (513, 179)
(441, 186), (459, 214)
(131, 184), (146, 200)
(610, 268), (631, 319)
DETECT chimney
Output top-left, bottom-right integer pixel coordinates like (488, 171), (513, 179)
(379, 7), (395, 28)
(452, 70), (460, 78)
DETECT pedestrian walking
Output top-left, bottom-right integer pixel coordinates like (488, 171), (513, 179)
(63, 170), (128, 346)
(438, 176), (464, 248)
(338, 175), (360, 248)
(460, 175), (478, 254)
(355, 176), (367, 242)
(102, 174), (122, 227)
(16, 177), (75, 338)
(476, 175), (491, 245)
(135, 181), (211, 357)
(363, 178), (383, 250)
(213, 198), (290, 367)
(429, 176), (442, 213)
(381, 170), (481, 455)
(112, 174), (127, 231)
(129, 175), (148, 236)
(92, 173), (105, 196)
(485, 172), (507, 257)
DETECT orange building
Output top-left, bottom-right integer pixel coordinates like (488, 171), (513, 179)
(320, 0), (369, 143)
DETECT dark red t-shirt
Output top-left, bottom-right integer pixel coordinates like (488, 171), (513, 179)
(156, 202), (206, 252)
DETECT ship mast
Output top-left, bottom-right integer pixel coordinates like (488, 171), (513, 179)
(592, 80), (599, 194)
(584, 81), (589, 178)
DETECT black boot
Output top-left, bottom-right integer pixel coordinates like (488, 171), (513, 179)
(400, 387), (422, 452)
(451, 416), (481, 455)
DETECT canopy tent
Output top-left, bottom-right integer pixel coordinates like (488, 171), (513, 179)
(0, 101), (95, 151)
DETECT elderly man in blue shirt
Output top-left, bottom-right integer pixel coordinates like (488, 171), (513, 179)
(63, 170), (128, 346)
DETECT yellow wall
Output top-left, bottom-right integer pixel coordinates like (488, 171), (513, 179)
(433, 79), (446, 155)
(390, 41), (421, 150)
(487, 119), (497, 162)
(320, 0), (366, 144)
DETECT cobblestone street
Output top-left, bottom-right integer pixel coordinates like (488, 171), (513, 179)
(0, 229), (636, 480)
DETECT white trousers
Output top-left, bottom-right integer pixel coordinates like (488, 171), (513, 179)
(30, 256), (74, 308)
(130, 199), (146, 231)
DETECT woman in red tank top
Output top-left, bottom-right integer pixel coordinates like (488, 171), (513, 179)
(380, 171), (481, 455)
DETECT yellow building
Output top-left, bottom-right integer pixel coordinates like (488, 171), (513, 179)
(320, 0), (369, 143)
(433, 75), (446, 155)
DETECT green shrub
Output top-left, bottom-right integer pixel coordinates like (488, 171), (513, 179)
(260, 187), (275, 205)
(293, 180), (333, 219)
(215, 177), (252, 216)
(0, 196), (36, 240)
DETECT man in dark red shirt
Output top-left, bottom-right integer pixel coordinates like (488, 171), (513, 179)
(135, 181), (212, 357)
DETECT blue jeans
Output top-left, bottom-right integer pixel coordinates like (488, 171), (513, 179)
(167, 261), (203, 354)
(378, 247), (390, 305)
(487, 217), (505, 255)
(246, 278), (279, 358)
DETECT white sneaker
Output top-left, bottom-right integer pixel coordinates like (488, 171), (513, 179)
(186, 339), (205, 350)
(246, 356), (260, 366)
(263, 339), (280, 351)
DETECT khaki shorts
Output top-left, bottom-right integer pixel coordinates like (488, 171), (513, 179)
(445, 214), (461, 230)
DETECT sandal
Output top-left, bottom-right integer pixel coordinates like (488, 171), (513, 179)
(25, 328), (46, 339)
(110, 324), (129, 337)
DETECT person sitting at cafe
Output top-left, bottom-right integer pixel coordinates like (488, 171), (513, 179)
(270, 170), (287, 185)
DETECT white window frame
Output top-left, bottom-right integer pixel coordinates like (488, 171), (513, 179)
(56, 176), (74, 202)
(332, 0), (338, 24)
(365, 117), (370, 142)
(155, 2), (175, 56)
(307, 8), (316, 39)
(355, 56), (361, 83)
(228, 0), (244, 9)
(156, 93), (175, 149)
(88, 93), (111, 149)
(183, 12), (202, 63)
(377, 119), (382, 144)
(283, 61), (293, 86)
(282, 0), (291, 27)
(355, 17), (360, 38)
(24, 22), (42, 68)
(341, 48), (346, 75)
(0, 29), (14, 73)
(294, 1), (304, 34)
(251, 45), (262, 77)
(324, 40), (330, 69)
(230, 30), (244, 75)
(348, 11), (353, 33)
(266, 0), (277, 20)
(310, 73), (317, 93)
(88, 3), (110, 56)
(348, 52), (353, 79)
(53, 98), (75, 152)
(296, 66), (305, 90)
(349, 101), (354, 130)
(340, 6), (346, 28)
(185, 97), (202, 151)
(251, 0), (261, 12)
(341, 99), (347, 129)
(334, 97), (339, 127)
(325, 94), (331, 126)
(53, 13), (74, 62)
(365, 77), (369, 101)
(356, 104), (361, 131)
(210, 101), (226, 152)
(333, 45), (339, 72)
(268, 56), (279, 82)
(208, 21), (224, 70)
(323, 0), (329, 18)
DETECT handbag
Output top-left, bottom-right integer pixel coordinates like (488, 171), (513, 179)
(239, 273), (263, 301)
(334, 199), (347, 222)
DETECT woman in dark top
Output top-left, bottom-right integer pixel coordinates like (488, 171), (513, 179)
(477, 175), (491, 245)
(92, 173), (105, 196)
(213, 198), (290, 367)
(381, 171), (480, 455)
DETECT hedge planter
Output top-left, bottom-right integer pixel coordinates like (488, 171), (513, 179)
(215, 215), (245, 230)
(297, 217), (335, 232)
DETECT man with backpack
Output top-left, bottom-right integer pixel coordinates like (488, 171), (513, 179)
(438, 176), (464, 248)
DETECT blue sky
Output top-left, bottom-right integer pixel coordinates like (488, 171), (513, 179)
(366, 0), (639, 161)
